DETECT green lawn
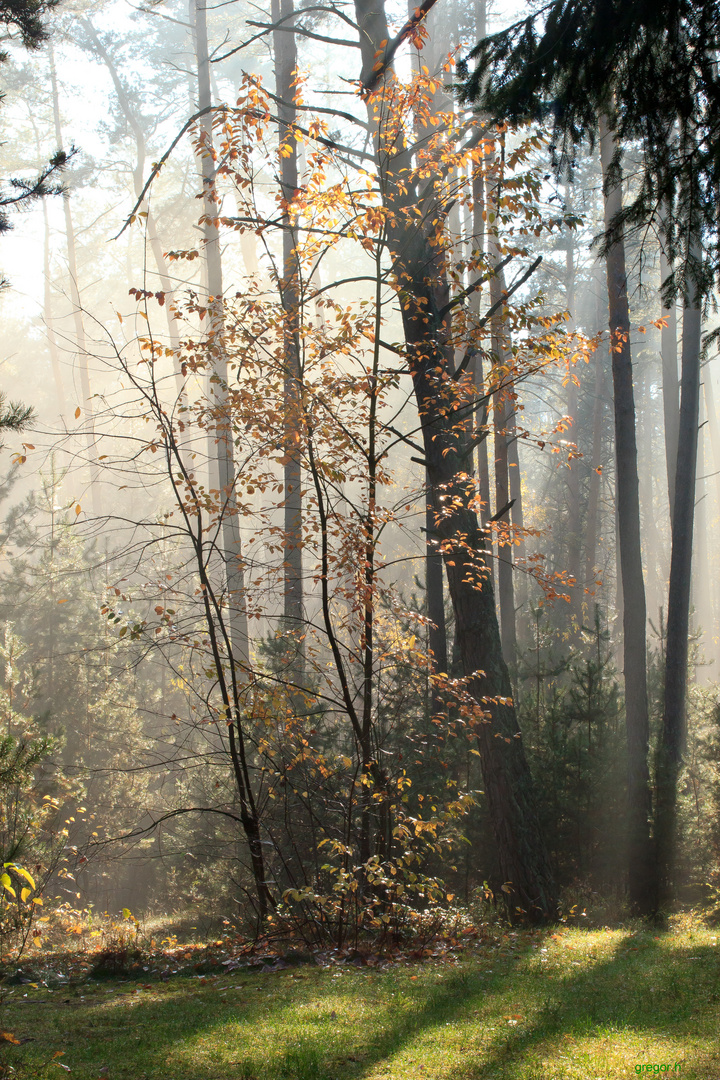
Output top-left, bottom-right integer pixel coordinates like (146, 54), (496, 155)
(2, 919), (718, 1079)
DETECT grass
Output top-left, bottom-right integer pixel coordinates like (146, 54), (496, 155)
(1, 915), (718, 1080)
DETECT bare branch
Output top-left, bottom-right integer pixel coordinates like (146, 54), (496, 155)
(111, 106), (215, 240)
(452, 256), (543, 381)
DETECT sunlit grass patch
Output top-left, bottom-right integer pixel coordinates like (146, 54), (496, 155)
(1, 919), (719, 1079)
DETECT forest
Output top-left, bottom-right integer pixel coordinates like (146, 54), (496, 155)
(1, 0), (720, 1076)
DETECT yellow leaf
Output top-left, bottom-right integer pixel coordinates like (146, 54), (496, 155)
(75, 406), (81, 419)
(75, 505), (82, 516)
(14, 866), (35, 889)
(21, 887), (31, 903)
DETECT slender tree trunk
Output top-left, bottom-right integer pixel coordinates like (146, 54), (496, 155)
(507, 421), (527, 630)
(703, 367), (720, 656)
(426, 495), (448, 684)
(692, 394), (712, 674)
(585, 321), (606, 593)
(41, 198), (67, 417)
(638, 364), (663, 626)
(660, 215), (680, 524)
(599, 114), (653, 914)
(407, 0), (449, 688)
(49, 44), (102, 515)
(564, 196), (582, 625)
(469, 167), (493, 582)
(469, 0), (492, 581)
(703, 365), (720, 527)
(655, 229), (703, 907)
(192, 0), (272, 918)
(354, 0), (556, 920)
(272, 0), (305, 679)
(487, 152), (517, 665)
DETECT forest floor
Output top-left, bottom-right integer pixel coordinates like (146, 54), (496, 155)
(1, 913), (718, 1080)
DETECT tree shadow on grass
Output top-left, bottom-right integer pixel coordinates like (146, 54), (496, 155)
(4, 933), (719, 1080)
(461, 937), (720, 1080)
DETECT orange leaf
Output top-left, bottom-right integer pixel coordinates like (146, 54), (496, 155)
(75, 407), (81, 419)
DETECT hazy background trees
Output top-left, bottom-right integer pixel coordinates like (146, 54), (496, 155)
(2, 0), (720, 937)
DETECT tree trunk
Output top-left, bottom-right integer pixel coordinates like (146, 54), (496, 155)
(660, 214), (679, 524)
(469, 167), (493, 583)
(692, 393), (712, 675)
(702, 366), (720, 661)
(564, 196), (582, 626)
(49, 44), (102, 515)
(272, 0), (305, 680)
(507, 420), (527, 636)
(353, 0), (556, 920)
(41, 197), (67, 417)
(487, 154), (517, 666)
(192, 0), (272, 919)
(655, 230), (702, 907)
(599, 114), (653, 915)
(584, 318), (606, 594)
(426, 495), (449, 685)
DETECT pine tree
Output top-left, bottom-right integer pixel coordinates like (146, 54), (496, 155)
(0, 0), (70, 251)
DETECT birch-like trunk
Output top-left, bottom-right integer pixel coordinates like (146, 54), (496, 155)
(487, 152), (517, 665)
